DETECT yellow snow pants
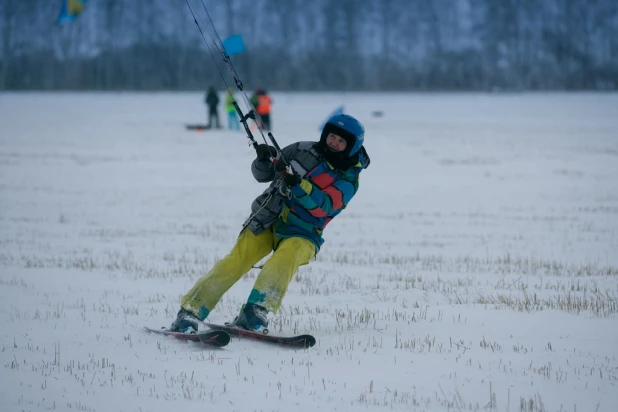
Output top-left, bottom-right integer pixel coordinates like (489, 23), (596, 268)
(181, 227), (315, 320)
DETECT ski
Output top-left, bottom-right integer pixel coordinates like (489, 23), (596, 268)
(144, 327), (230, 347)
(204, 323), (316, 348)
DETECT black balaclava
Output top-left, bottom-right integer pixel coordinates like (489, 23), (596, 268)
(316, 123), (360, 171)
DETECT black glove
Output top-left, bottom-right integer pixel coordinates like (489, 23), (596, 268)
(255, 144), (275, 160)
(282, 170), (302, 187)
(274, 158), (287, 172)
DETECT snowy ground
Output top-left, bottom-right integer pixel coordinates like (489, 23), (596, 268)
(0, 92), (617, 412)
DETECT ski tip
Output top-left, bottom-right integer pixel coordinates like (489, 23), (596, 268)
(143, 326), (166, 332)
(304, 335), (316, 348)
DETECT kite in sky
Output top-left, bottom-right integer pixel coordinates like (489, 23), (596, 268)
(222, 35), (246, 57)
(57, 0), (88, 24)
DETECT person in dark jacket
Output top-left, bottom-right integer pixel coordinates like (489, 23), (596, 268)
(169, 114), (370, 333)
(205, 86), (221, 129)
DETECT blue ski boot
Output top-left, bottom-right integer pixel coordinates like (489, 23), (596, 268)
(232, 303), (269, 332)
(169, 308), (200, 333)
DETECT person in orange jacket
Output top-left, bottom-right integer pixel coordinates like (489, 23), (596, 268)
(250, 88), (272, 131)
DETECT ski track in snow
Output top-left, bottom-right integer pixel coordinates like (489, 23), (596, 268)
(0, 92), (617, 412)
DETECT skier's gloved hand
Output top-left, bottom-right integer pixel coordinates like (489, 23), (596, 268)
(282, 170), (302, 187)
(274, 159), (288, 172)
(255, 144), (275, 160)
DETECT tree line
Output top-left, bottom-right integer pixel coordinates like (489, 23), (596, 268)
(1, 0), (616, 91)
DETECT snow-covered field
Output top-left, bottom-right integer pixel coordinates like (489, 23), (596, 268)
(1, 92), (617, 412)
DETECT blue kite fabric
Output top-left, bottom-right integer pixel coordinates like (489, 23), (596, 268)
(57, 0), (87, 23)
(222, 35), (246, 57)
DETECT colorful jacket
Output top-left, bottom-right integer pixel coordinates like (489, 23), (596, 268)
(224, 93), (236, 113)
(245, 141), (370, 252)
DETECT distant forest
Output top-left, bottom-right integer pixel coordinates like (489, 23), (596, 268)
(1, 0), (617, 91)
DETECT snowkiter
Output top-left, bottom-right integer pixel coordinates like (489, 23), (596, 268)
(225, 89), (240, 130)
(170, 113), (371, 332)
(251, 88), (273, 131)
(205, 86), (221, 129)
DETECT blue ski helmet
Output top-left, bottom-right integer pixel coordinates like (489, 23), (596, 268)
(320, 114), (365, 156)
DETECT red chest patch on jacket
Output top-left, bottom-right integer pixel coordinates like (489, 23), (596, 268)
(309, 171), (335, 189)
